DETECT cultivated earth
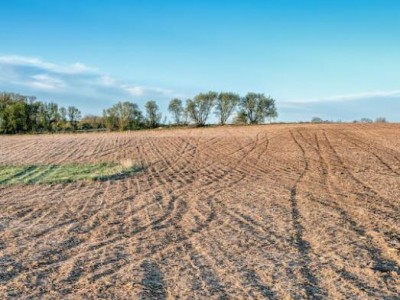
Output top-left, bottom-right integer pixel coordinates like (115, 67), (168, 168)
(0, 124), (399, 299)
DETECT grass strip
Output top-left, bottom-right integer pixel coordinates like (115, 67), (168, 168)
(0, 162), (142, 185)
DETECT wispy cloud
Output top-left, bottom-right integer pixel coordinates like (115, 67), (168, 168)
(97, 75), (174, 98)
(0, 55), (95, 75)
(0, 54), (177, 102)
(29, 74), (67, 91)
(282, 90), (400, 106)
(278, 90), (400, 122)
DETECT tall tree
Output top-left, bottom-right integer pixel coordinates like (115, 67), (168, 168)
(57, 106), (68, 130)
(186, 91), (217, 126)
(37, 102), (51, 131)
(145, 100), (162, 128)
(215, 92), (240, 125)
(59, 107), (67, 122)
(168, 98), (184, 125)
(239, 93), (277, 124)
(25, 100), (40, 132)
(103, 101), (143, 131)
(103, 107), (118, 131)
(47, 102), (61, 131)
(67, 106), (82, 130)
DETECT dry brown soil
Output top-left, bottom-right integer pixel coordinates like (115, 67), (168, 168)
(0, 124), (399, 299)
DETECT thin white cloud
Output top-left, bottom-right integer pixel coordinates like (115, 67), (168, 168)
(29, 74), (66, 91)
(0, 55), (96, 75)
(124, 86), (145, 96)
(0, 54), (177, 101)
(124, 86), (174, 98)
(284, 90), (400, 105)
(98, 75), (117, 87)
(97, 74), (174, 98)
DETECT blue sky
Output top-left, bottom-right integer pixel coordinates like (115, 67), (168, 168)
(0, 0), (399, 122)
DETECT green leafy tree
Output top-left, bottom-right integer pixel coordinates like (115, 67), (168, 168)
(168, 98), (184, 125)
(145, 100), (162, 128)
(239, 93), (277, 124)
(215, 92), (240, 125)
(103, 101), (143, 131)
(186, 91), (217, 126)
(26, 100), (40, 132)
(0, 93), (37, 133)
(1, 101), (29, 133)
(0, 92), (87, 133)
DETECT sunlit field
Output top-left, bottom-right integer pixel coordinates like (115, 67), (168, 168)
(0, 123), (399, 299)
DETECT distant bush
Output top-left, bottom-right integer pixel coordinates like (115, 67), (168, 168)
(233, 111), (249, 125)
(79, 115), (105, 130)
(360, 118), (373, 123)
(311, 117), (323, 123)
(375, 117), (387, 123)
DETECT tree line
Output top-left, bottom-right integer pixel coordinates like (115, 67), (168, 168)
(0, 92), (81, 134)
(0, 91), (277, 134)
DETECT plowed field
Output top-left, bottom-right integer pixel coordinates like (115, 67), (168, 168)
(0, 124), (399, 299)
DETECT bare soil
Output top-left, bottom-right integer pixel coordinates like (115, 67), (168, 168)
(0, 124), (399, 299)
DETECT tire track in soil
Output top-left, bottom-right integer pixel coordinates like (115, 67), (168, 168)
(139, 260), (167, 300)
(1, 125), (399, 299)
(289, 130), (325, 299)
(0, 183), (116, 287)
(140, 132), (283, 297)
(134, 136), (233, 297)
(296, 130), (400, 298)
(322, 131), (400, 215)
(7, 132), (256, 270)
(335, 130), (400, 175)
(199, 221), (280, 299)
(345, 127), (400, 163)
(143, 130), (296, 297)
(299, 132), (396, 218)
(311, 131), (400, 250)
(83, 133), (270, 296)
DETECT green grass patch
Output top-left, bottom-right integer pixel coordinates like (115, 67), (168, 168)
(0, 162), (142, 185)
